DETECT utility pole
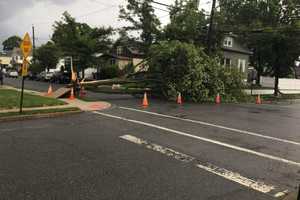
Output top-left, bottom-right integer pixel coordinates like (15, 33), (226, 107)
(32, 25), (36, 64)
(207, 0), (217, 55)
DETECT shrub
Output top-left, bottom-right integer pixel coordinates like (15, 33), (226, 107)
(100, 64), (119, 79)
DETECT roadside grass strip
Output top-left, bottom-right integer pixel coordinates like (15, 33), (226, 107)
(120, 107), (300, 147)
(120, 134), (288, 198)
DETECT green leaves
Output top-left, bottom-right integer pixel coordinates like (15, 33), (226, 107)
(148, 40), (245, 102)
(51, 12), (113, 75)
(2, 36), (22, 51)
(34, 42), (60, 72)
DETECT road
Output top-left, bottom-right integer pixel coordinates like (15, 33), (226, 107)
(1, 77), (300, 199)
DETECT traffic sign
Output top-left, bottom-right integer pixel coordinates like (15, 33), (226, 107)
(20, 33), (32, 58)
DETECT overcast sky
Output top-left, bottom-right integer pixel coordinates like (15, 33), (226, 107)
(0, 0), (212, 48)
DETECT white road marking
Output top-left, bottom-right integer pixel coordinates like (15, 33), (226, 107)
(196, 163), (275, 194)
(274, 190), (289, 198)
(120, 134), (284, 197)
(120, 134), (195, 162)
(93, 111), (300, 167)
(120, 107), (300, 147)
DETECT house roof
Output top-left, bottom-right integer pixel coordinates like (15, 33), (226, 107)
(221, 46), (253, 55)
(221, 33), (253, 55)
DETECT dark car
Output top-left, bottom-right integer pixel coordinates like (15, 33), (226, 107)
(51, 71), (71, 84)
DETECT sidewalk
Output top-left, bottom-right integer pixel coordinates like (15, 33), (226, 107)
(0, 104), (74, 114)
(61, 98), (111, 111)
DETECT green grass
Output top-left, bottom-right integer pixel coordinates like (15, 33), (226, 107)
(0, 107), (80, 118)
(0, 89), (66, 109)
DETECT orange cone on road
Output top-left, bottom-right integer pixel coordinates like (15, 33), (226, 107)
(256, 94), (262, 104)
(142, 92), (149, 107)
(69, 88), (75, 100)
(177, 92), (183, 105)
(215, 93), (221, 104)
(46, 84), (53, 96)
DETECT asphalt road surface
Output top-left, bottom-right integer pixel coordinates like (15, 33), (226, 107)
(1, 77), (300, 199)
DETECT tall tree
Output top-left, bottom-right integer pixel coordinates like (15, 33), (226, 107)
(219, 0), (300, 95)
(52, 12), (113, 77)
(119, 0), (161, 53)
(164, 0), (208, 46)
(34, 41), (60, 72)
(2, 36), (22, 51)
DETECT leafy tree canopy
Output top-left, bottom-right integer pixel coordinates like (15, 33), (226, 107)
(2, 36), (22, 51)
(119, 0), (161, 53)
(52, 12), (113, 77)
(35, 41), (60, 72)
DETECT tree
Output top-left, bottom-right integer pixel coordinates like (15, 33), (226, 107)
(52, 12), (113, 77)
(148, 40), (245, 102)
(119, 0), (161, 53)
(164, 0), (208, 45)
(218, 0), (300, 96)
(2, 36), (22, 51)
(35, 41), (60, 72)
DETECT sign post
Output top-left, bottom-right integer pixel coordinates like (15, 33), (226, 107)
(19, 33), (32, 113)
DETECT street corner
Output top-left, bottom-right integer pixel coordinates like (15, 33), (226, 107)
(61, 98), (111, 111)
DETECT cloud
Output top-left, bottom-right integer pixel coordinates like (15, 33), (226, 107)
(0, 0), (78, 21)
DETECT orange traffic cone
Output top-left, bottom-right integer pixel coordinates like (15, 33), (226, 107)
(256, 94), (262, 104)
(177, 92), (183, 105)
(215, 93), (221, 104)
(46, 84), (53, 96)
(142, 92), (149, 107)
(69, 88), (75, 100)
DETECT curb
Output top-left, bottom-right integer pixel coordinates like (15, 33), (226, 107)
(0, 110), (83, 123)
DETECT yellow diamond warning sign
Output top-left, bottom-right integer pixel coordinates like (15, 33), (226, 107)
(20, 33), (32, 58)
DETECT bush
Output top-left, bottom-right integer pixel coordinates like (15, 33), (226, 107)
(100, 64), (119, 79)
(148, 40), (246, 102)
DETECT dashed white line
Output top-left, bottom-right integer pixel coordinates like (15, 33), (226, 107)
(119, 107), (300, 147)
(93, 111), (300, 167)
(120, 134), (285, 197)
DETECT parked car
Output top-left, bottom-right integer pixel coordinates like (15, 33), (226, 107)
(51, 71), (71, 84)
(44, 72), (54, 81)
(8, 71), (18, 78)
(36, 71), (46, 81)
(27, 71), (38, 80)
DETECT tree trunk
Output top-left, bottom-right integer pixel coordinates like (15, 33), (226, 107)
(274, 65), (279, 96)
(82, 68), (85, 79)
(256, 71), (261, 85)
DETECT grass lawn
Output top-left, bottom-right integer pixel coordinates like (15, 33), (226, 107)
(0, 107), (80, 118)
(0, 89), (66, 109)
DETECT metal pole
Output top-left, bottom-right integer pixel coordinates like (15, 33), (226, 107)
(32, 25), (36, 64)
(19, 76), (25, 114)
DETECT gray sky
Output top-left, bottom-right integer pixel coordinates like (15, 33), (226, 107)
(0, 0), (212, 48)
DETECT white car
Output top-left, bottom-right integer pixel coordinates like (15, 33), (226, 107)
(44, 72), (54, 81)
(9, 71), (18, 78)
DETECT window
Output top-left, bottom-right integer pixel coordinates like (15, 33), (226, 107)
(225, 58), (231, 67)
(238, 59), (246, 72)
(221, 58), (231, 67)
(224, 36), (233, 47)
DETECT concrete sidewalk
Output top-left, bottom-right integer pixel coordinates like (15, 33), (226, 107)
(61, 98), (111, 111)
